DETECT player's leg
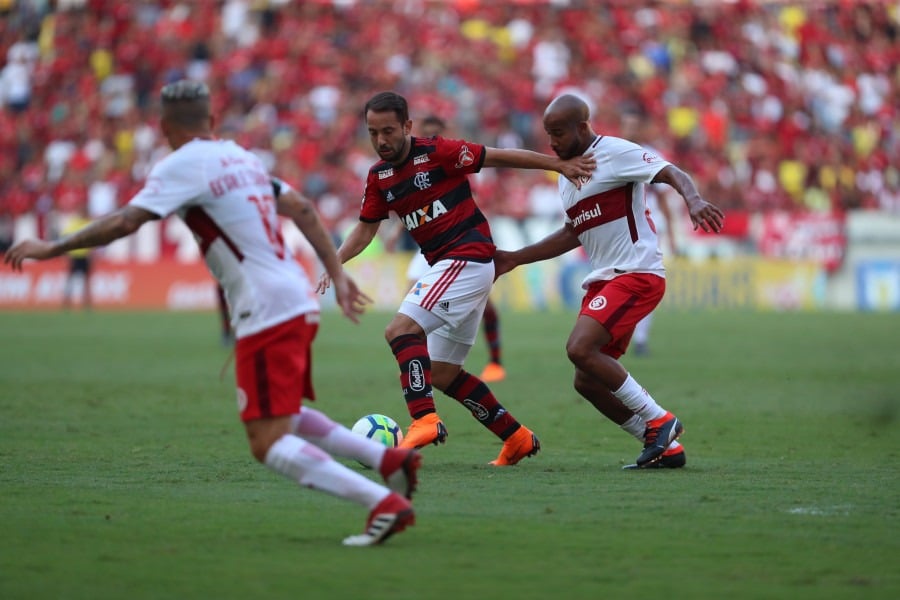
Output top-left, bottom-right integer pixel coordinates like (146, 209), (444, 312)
(567, 275), (683, 466)
(237, 314), (414, 545)
(573, 368), (685, 469)
(388, 258), (483, 449)
(479, 298), (505, 382)
(62, 260), (78, 309)
(429, 337), (540, 466)
(81, 258), (92, 310)
(384, 309), (448, 449)
(422, 260), (538, 465)
(291, 406), (421, 498)
(632, 311), (652, 356)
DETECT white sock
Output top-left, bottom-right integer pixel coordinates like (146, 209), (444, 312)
(291, 408), (386, 470)
(264, 434), (390, 509)
(622, 414), (682, 451)
(613, 374), (667, 422)
(621, 414), (646, 441)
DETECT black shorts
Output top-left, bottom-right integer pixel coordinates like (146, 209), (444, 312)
(69, 257), (91, 275)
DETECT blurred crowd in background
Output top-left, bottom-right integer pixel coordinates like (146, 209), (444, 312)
(0, 0), (898, 251)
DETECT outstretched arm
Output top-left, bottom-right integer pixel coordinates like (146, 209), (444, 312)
(4, 205), (157, 271)
(483, 147), (595, 189)
(277, 188), (372, 322)
(334, 220), (381, 265)
(652, 165), (724, 234)
(494, 223), (581, 278)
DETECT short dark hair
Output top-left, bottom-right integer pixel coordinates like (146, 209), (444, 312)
(160, 79), (211, 127)
(421, 115), (446, 130)
(364, 91), (409, 123)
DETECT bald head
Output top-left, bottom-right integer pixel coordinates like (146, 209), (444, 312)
(543, 94), (591, 123)
(542, 94), (596, 160)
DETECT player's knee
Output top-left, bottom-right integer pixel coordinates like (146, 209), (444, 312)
(566, 339), (592, 369)
(384, 321), (419, 343)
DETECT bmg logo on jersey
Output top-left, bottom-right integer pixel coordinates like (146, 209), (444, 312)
(402, 199), (448, 230)
(588, 295), (607, 311)
(409, 359), (426, 391)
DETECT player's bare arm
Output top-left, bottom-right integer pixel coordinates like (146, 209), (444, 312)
(4, 205), (158, 271)
(315, 220), (381, 294)
(277, 188), (372, 321)
(494, 223), (581, 278)
(482, 147), (595, 189)
(652, 165), (724, 233)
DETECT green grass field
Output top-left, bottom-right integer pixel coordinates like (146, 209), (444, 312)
(1, 308), (897, 600)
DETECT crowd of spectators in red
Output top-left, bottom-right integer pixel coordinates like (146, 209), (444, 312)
(1, 0), (898, 248)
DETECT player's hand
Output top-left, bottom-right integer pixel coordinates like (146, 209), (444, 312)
(331, 272), (373, 324)
(3, 239), (57, 271)
(493, 250), (517, 280)
(560, 155), (596, 190)
(686, 198), (725, 234)
(316, 272), (332, 294)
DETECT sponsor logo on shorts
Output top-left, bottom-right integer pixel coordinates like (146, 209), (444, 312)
(412, 282), (430, 296)
(462, 398), (490, 421)
(236, 388), (248, 413)
(409, 359), (426, 391)
(589, 295), (607, 310)
(438, 301), (450, 312)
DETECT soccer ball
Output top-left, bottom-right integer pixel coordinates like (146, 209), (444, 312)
(351, 414), (404, 447)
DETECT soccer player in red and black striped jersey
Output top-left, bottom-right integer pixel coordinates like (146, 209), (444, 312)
(318, 91), (595, 466)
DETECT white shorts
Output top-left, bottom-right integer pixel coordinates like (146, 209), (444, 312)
(405, 252), (430, 281)
(398, 259), (493, 365)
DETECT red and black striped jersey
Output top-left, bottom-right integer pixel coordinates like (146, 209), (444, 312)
(361, 135), (494, 265)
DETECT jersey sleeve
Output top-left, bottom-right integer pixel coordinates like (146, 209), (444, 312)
(434, 136), (487, 176)
(359, 170), (388, 222)
(129, 153), (208, 217)
(606, 139), (671, 184)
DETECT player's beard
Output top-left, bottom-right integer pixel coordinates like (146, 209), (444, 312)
(553, 140), (582, 160)
(379, 137), (410, 164)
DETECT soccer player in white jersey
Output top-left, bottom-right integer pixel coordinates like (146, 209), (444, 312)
(4, 80), (422, 546)
(495, 94), (724, 469)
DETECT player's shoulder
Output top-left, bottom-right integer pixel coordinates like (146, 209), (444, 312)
(598, 135), (643, 152)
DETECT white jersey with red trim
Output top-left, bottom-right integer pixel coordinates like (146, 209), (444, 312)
(559, 135), (670, 287)
(130, 139), (317, 338)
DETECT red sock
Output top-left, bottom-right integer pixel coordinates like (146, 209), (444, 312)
(389, 334), (435, 419)
(444, 370), (519, 440)
(482, 301), (501, 365)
